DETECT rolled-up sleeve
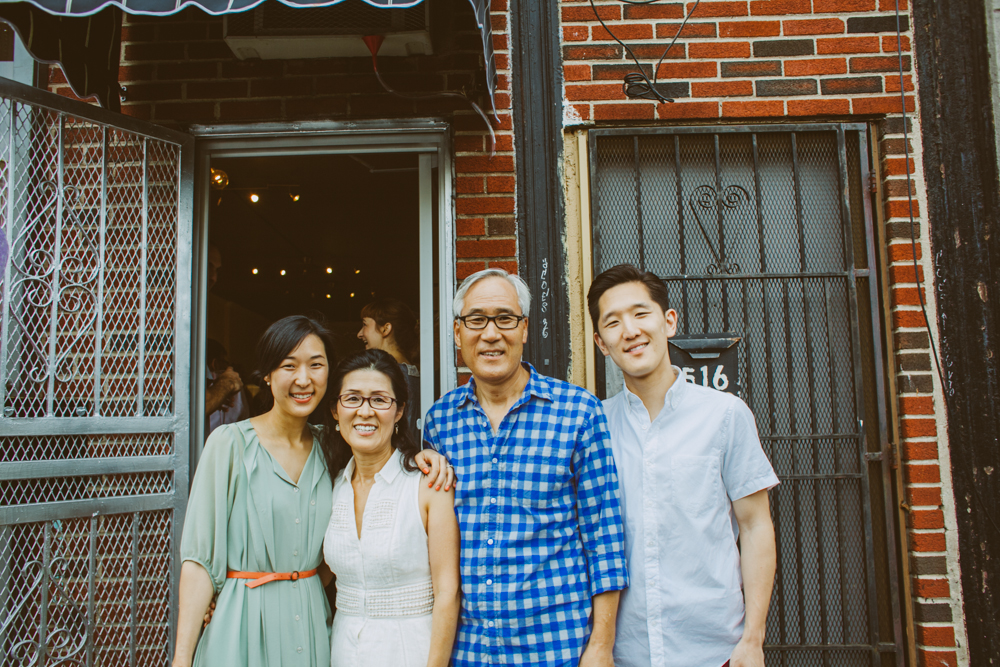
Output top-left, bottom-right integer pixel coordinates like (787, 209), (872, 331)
(179, 425), (240, 593)
(572, 407), (629, 597)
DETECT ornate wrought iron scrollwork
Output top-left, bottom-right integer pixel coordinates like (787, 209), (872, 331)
(688, 184), (750, 274)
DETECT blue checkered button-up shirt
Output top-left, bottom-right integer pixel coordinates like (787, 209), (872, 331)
(423, 364), (629, 666)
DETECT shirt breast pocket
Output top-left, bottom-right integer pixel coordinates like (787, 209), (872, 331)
(669, 455), (721, 517)
(511, 457), (570, 509)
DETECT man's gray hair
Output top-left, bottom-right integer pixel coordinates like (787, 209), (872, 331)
(453, 268), (532, 318)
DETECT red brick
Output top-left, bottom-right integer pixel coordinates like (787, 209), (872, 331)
(912, 578), (949, 597)
(122, 104), (153, 121)
(909, 532), (947, 553)
(911, 509), (945, 530)
(719, 21), (781, 37)
(491, 13), (506, 30)
(563, 25), (589, 41)
(494, 135), (514, 152)
(889, 243), (922, 261)
(632, 43), (689, 58)
(785, 58), (847, 76)
(624, 4), (684, 19)
(879, 0), (907, 8)
(813, 0), (876, 10)
(692, 80), (753, 97)
(917, 626), (955, 647)
(594, 23), (654, 40)
(889, 263), (924, 282)
(154, 101), (216, 122)
(916, 651), (958, 667)
(156, 61), (219, 80)
(456, 155), (514, 173)
(283, 96), (348, 118)
(656, 61), (719, 78)
(124, 42), (186, 61)
(566, 83), (626, 101)
(883, 34), (911, 52)
(487, 176), (515, 193)
(187, 81), (247, 100)
(456, 238), (517, 258)
(852, 55), (911, 72)
(891, 287), (925, 308)
(562, 4), (620, 21)
(594, 103), (656, 120)
(886, 75), (915, 92)
(899, 396), (933, 415)
(893, 310), (930, 328)
(457, 261), (486, 280)
(722, 100), (784, 117)
(563, 45), (623, 60)
(655, 22), (718, 38)
(564, 64), (592, 81)
(571, 103), (592, 120)
(783, 18), (845, 35)
(455, 197), (515, 215)
(817, 36), (881, 54)
(490, 0), (506, 10)
(905, 464), (941, 485)
(902, 442), (938, 462)
(488, 260), (519, 274)
(907, 486), (942, 507)
(686, 1), (748, 16)
(117, 63), (157, 82)
(750, 0), (811, 14)
(656, 101), (720, 119)
(456, 177), (484, 194)
(787, 99), (851, 115)
(853, 95), (915, 114)
(688, 42), (751, 58)
(884, 157), (916, 175)
(457, 218), (485, 236)
(454, 136), (484, 153)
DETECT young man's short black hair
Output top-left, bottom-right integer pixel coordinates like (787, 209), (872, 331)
(587, 264), (671, 331)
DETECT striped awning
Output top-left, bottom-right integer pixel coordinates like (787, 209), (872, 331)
(0, 0), (496, 114)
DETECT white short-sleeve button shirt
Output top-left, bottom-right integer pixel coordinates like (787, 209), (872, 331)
(603, 368), (779, 667)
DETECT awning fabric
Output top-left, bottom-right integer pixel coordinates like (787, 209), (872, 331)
(0, 0), (496, 112)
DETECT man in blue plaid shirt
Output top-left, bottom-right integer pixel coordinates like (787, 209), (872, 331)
(423, 268), (629, 667)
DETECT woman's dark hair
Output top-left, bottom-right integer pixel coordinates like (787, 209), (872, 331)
(252, 315), (339, 474)
(587, 263), (671, 331)
(360, 298), (419, 363)
(323, 349), (420, 475)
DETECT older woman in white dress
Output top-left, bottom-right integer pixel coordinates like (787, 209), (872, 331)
(323, 349), (460, 667)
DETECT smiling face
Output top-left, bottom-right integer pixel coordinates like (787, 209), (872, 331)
(264, 333), (329, 418)
(357, 317), (388, 351)
(454, 276), (528, 387)
(594, 281), (678, 382)
(333, 368), (402, 457)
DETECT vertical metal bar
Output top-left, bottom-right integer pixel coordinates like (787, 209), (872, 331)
(782, 277), (806, 643)
(713, 134), (730, 329)
(674, 136), (689, 331)
(437, 139), (458, 397)
(46, 114), (67, 416)
(0, 525), (10, 657)
(129, 512), (139, 667)
(93, 127), (108, 415)
(0, 99), (16, 413)
(752, 134), (767, 273)
(40, 521), (52, 664)
(837, 125), (881, 667)
(772, 477), (788, 667)
(87, 514), (97, 667)
(790, 134), (807, 273)
(633, 136), (646, 271)
(741, 277), (751, 403)
(418, 153), (434, 425)
(825, 280), (850, 644)
(137, 138), (149, 417)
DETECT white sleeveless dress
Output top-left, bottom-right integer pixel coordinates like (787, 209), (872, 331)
(324, 449), (434, 667)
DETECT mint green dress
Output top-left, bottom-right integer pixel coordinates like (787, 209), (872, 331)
(180, 420), (333, 667)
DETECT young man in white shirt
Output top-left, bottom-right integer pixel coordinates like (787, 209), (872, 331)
(587, 263), (779, 667)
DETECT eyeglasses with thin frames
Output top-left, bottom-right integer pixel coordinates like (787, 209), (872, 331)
(338, 394), (397, 410)
(456, 314), (526, 330)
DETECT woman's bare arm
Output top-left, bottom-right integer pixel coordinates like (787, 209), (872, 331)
(422, 483), (461, 667)
(172, 561), (215, 667)
(414, 449), (457, 491)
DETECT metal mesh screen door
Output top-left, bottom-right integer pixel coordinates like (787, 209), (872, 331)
(589, 125), (902, 667)
(0, 79), (194, 665)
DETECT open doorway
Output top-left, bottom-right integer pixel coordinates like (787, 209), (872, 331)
(204, 152), (421, 434)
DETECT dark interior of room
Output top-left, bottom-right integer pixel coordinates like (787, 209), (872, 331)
(207, 152), (420, 379)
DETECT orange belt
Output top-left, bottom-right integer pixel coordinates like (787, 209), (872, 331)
(227, 568), (318, 589)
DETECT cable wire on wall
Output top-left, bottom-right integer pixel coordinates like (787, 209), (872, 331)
(588, 0), (701, 102)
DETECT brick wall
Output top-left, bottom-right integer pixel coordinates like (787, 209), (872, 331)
(46, 0), (518, 287)
(559, 1), (966, 666)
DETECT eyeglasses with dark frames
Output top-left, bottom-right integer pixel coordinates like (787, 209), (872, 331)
(338, 394), (397, 410)
(456, 314), (526, 330)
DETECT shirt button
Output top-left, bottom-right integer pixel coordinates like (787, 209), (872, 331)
(487, 539), (494, 545)
(492, 458), (498, 464)
(486, 579), (493, 585)
(295, 518), (300, 524)
(293, 550), (299, 557)
(295, 614), (300, 621)
(488, 621), (495, 628)
(490, 497), (496, 504)
(293, 487), (299, 493)
(296, 647), (303, 654)
(310, 500), (316, 506)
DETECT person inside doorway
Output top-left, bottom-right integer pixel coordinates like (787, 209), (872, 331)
(205, 338), (248, 437)
(357, 298), (421, 441)
(588, 263), (779, 667)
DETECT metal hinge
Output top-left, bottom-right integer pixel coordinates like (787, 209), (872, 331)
(869, 172), (878, 194)
(864, 451), (884, 462)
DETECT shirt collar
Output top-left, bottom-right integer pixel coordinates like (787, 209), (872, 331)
(621, 365), (687, 417)
(339, 448), (405, 484)
(457, 362), (553, 408)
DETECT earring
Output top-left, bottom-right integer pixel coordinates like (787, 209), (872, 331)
(395, 424), (399, 435)
(335, 424), (340, 432)
(266, 381), (270, 386)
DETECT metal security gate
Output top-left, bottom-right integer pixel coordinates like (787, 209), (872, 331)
(0, 79), (193, 665)
(590, 125), (902, 667)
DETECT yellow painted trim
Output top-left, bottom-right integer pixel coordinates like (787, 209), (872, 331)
(578, 130), (596, 395)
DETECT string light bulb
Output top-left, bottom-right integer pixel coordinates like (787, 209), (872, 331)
(210, 168), (229, 190)
(326, 294), (331, 299)
(280, 269), (286, 276)
(252, 268), (258, 275)
(350, 292), (355, 298)
(355, 269), (361, 274)
(290, 194), (300, 202)
(326, 267), (333, 274)
(250, 193), (259, 203)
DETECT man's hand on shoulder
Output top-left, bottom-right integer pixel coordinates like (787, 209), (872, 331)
(578, 639), (615, 667)
(730, 636), (765, 667)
